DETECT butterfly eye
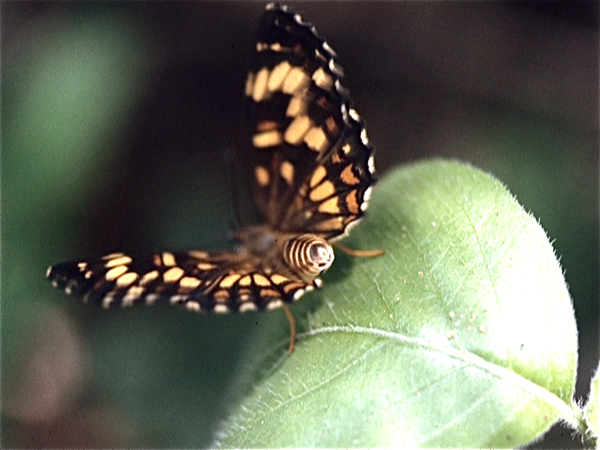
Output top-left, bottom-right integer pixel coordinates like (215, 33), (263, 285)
(284, 234), (334, 280)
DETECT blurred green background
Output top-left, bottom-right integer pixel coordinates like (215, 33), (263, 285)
(2, 2), (597, 448)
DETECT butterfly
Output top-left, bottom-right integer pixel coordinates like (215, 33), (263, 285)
(47, 2), (378, 353)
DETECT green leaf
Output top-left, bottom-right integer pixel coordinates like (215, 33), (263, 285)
(583, 364), (599, 446)
(216, 159), (578, 448)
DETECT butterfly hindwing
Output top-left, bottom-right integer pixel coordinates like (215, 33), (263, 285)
(47, 250), (318, 313)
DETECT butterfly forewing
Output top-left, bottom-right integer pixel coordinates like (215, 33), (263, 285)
(245, 4), (375, 239)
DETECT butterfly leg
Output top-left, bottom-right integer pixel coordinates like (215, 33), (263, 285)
(333, 242), (385, 258)
(282, 303), (296, 354)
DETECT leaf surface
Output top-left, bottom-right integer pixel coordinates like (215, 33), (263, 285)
(217, 159), (577, 448)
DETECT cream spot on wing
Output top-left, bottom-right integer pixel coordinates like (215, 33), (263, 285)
(313, 216), (344, 231)
(253, 130), (283, 148)
(284, 115), (312, 145)
(238, 291), (252, 302)
(102, 252), (125, 260)
(180, 276), (201, 289)
(309, 180), (335, 201)
(188, 250), (209, 259)
(312, 67), (333, 90)
(116, 271), (138, 288)
(219, 274), (241, 288)
(280, 160), (294, 185)
(270, 274), (289, 285)
(197, 262), (217, 271)
(252, 67), (270, 102)
(238, 275), (252, 287)
(260, 288), (280, 299)
(140, 270), (159, 286)
(106, 265), (128, 281)
(163, 267), (184, 283)
(286, 96), (308, 117)
(303, 126), (329, 153)
(162, 252), (176, 266)
(282, 67), (310, 94)
(126, 285), (144, 298)
(309, 165), (327, 188)
(255, 165), (270, 187)
(213, 290), (230, 301)
(253, 274), (271, 286)
(245, 72), (254, 97)
(105, 255), (132, 268)
(122, 286), (145, 306)
(268, 42), (284, 52)
(318, 196), (340, 214)
(268, 61), (292, 92)
(283, 282), (306, 294)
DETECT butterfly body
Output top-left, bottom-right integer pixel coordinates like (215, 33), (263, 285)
(47, 3), (376, 332)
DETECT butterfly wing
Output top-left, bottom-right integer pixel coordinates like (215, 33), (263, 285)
(47, 4), (375, 318)
(47, 250), (319, 314)
(246, 3), (376, 241)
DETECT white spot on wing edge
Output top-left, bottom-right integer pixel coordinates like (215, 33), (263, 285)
(322, 41), (337, 57)
(101, 296), (115, 309)
(368, 155), (376, 174)
(239, 302), (258, 313)
(360, 128), (369, 146)
(266, 299), (284, 311)
(145, 294), (159, 305)
(214, 304), (230, 314)
(185, 301), (202, 312)
(363, 186), (373, 205)
(292, 289), (306, 301)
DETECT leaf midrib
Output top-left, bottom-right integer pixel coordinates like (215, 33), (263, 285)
(297, 325), (574, 420)
(222, 324), (575, 447)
